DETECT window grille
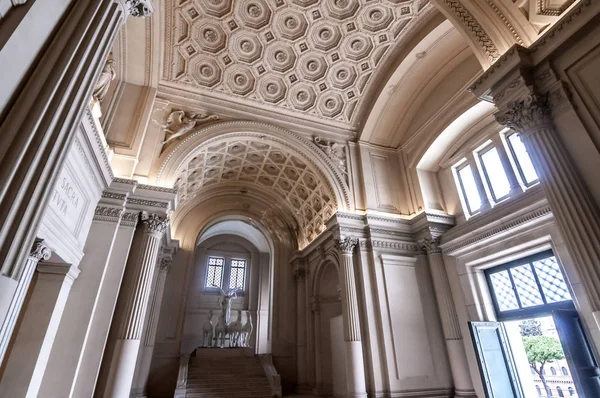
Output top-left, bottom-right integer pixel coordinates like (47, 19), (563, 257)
(229, 259), (246, 290)
(205, 256), (224, 288)
(485, 250), (574, 320)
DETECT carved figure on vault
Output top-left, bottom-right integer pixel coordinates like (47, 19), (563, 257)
(92, 58), (116, 103)
(314, 136), (348, 177)
(161, 110), (219, 147)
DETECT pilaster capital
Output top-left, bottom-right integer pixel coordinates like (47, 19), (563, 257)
(140, 211), (169, 236)
(159, 257), (173, 273)
(28, 239), (53, 262)
(418, 237), (442, 255)
(335, 237), (358, 255)
(123, 0), (154, 17)
(310, 296), (320, 312)
(294, 268), (307, 281)
(495, 92), (553, 136)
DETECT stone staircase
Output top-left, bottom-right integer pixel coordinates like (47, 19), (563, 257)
(179, 348), (278, 398)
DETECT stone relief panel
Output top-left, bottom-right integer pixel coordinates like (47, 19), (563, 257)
(162, 0), (433, 128)
(173, 138), (337, 243)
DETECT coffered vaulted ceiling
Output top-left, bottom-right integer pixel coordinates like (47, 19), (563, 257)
(161, 0), (434, 130)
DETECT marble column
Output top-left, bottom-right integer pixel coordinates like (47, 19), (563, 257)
(0, 262), (80, 398)
(100, 211), (169, 398)
(0, 238), (52, 365)
(420, 238), (475, 398)
(131, 248), (175, 397)
(36, 194), (129, 398)
(334, 237), (367, 398)
(495, 87), (600, 328)
(293, 262), (308, 391)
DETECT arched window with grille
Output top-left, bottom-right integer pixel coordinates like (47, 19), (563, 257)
(551, 366), (557, 375)
(557, 386), (564, 397)
(561, 366), (568, 376)
(568, 387), (575, 396)
(536, 385), (542, 396)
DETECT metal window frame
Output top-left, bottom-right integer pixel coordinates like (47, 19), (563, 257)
(477, 144), (511, 203)
(505, 132), (539, 187)
(484, 250), (575, 321)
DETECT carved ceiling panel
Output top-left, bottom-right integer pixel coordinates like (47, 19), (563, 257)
(163, 0), (432, 129)
(174, 138), (337, 242)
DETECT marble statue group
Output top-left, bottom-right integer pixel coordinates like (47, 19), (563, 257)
(201, 287), (253, 348)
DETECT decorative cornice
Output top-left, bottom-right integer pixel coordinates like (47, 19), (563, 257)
(94, 206), (124, 222)
(366, 240), (419, 253)
(137, 184), (177, 194)
(102, 191), (127, 201)
(112, 177), (137, 185)
(140, 211), (169, 235)
(85, 110), (114, 180)
(335, 237), (359, 254)
(442, 205), (552, 255)
(29, 239), (53, 262)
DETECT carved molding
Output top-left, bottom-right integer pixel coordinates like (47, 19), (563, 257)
(94, 206), (124, 222)
(440, 0), (500, 63)
(127, 198), (170, 208)
(121, 210), (140, 227)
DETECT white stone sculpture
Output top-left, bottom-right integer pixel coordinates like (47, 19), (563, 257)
(212, 287), (238, 347)
(92, 58), (116, 103)
(201, 310), (214, 347)
(313, 136), (348, 178)
(241, 310), (253, 348)
(229, 310), (243, 348)
(214, 311), (228, 348)
(161, 110), (219, 146)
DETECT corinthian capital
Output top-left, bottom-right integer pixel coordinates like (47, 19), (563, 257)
(29, 239), (53, 262)
(140, 211), (169, 235)
(124, 0), (154, 17)
(159, 257), (173, 273)
(494, 93), (553, 134)
(418, 237), (441, 254)
(335, 237), (358, 254)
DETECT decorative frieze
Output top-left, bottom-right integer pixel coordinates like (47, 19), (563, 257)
(120, 211), (140, 227)
(128, 198), (170, 208)
(93, 206), (124, 223)
(101, 191), (127, 201)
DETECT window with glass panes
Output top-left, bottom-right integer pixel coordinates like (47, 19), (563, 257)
(455, 162), (483, 215)
(485, 250), (574, 320)
(478, 145), (511, 202)
(506, 132), (538, 186)
(229, 259), (247, 290)
(205, 256), (224, 288)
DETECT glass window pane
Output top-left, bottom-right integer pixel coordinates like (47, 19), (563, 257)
(206, 256), (224, 288)
(490, 271), (519, 311)
(480, 147), (511, 200)
(229, 259), (246, 290)
(508, 133), (538, 184)
(510, 264), (544, 307)
(458, 164), (482, 213)
(532, 257), (572, 303)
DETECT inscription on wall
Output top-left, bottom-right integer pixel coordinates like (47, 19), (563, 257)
(48, 168), (85, 234)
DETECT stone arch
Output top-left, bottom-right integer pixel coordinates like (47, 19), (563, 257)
(153, 120), (351, 246)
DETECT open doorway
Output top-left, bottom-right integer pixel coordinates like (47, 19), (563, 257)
(469, 250), (600, 398)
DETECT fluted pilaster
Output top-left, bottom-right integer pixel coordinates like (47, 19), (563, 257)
(335, 237), (361, 342)
(419, 238), (461, 341)
(118, 212), (168, 340)
(496, 92), (600, 312)
(0, 239), (52, 364)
